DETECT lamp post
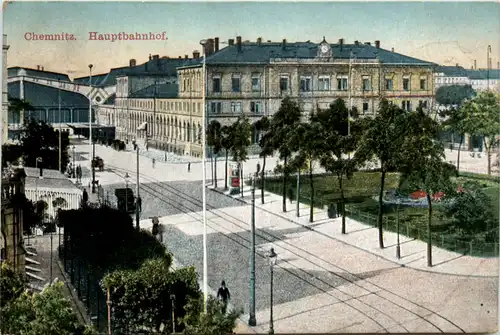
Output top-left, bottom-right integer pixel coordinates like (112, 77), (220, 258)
(72, 145), (75, 178)
(88, 64), (93, 186)
(487, 45), (491, 90)
(200, 38), (208, 314)
(135, 142), (140, 230)
(124, 172), (130, 213)
(58, 79), (62, 173)
(170, 293), (176, 333)
(267, 248), (278, 335)
(249, 164), (260, 326)
(91, 139), (96, 193)
(396, 200), (401, 259)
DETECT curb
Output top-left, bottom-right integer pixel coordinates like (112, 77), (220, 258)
(209, 187), (498, 279)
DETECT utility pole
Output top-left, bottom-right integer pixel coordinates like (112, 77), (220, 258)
(58, 79), (62, 173)
(88, 64), (93, 186)
(249, 164), (259, 326)
(200, 38), (208, 314)
(136, 145), (140, 229)
(91, 141), (96, 193)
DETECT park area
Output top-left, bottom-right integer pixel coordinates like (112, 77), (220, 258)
(257, 170), (499, 257)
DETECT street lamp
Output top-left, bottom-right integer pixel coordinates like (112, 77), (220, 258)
(396, 199), (401, 259)
(487, 45), (492, 90)
(88, 64), (93, 187)
(267, 247), (278, 335)
(124, 172), (130, 212)
(200, 38), (208, 314)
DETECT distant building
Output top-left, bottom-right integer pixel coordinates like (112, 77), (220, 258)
(434, 65), (500, 92)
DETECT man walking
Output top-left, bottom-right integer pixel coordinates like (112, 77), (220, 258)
(188, 162), (191, 172)
(217, 280), (231, 314)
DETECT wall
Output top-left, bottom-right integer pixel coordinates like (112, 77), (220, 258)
(24, 187), (82, 220)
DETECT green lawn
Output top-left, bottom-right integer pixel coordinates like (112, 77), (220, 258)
(256, 171), (499, 257)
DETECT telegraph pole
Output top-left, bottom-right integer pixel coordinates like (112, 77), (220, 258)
(135, 145), (140, 229)
(249, 164), (259, 326)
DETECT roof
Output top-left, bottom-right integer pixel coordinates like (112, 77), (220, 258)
(178, 41), (436, 68)
(435, 66), (469, 77)
(73, 74), (108, 86)
(102, 93), (116, 105)
(23, 167), (79, 191)
(466, 69), (500, 80)
(8, 82), (89, 107)
(129, 82), (179, 98)
(8, 67), (71, 82)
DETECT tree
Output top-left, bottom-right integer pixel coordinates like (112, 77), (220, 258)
(314, 100), (362, 233)
(464, 91), (500, 175)
(8, 97), (35, 130)
(399, 107), (456, 267)
(102, 258), (200, 334)
(435, 84), (475, 106)
(220, 125), (235, 191)
(270, 97), (303, 212)
(255, 116), (273, 204)
(287, 114), (322, 222)
(357, 100), (410, 248)
(14, 119), (71, 173)
(0, 267), (83, 335)
(181, 295), (243, 335)
(206, 120), (223, 188)
(442, 182), (497, 238)
(440, 105), (478, 173)
(230, 116), (252, 194)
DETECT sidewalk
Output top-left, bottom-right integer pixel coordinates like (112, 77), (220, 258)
(211, 182), (498, 278)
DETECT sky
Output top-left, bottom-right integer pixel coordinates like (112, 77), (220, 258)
(2, 1), (499, 79)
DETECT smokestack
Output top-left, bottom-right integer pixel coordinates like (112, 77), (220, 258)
(214, 37), (219, 52)
(474, 60), (477, 69)
(375, 40), (380, 48)
(193, 50), (200, 58)
(257, 37), (262, 45)
(129, 59), (136, 67)
(338, 38), (344, 51)
(228, 38), (234, 46)
(185, 55), (188, 59)
(236, 36), (242, 52)
(282, 38), (286, 50)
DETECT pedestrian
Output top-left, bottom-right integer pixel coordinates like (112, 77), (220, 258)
(217, 280), (231, 314)
(136, 195), (142, 212)
(188, 162), (191, 172)
(152, 158), (156, 168)
(82, 188), (88, 205)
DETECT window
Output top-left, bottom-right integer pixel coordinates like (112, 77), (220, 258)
(318, 76), (330, 91)
(362, 77), (371, 91)
(300, 76), (312, 92)
(419, 100), (428, 109)
(420, 78), (427, 90)
(250, 102), (262, 114)
(280, 75), (289, 91)
(385, 78), (393, 90)
(212, 76), (221, 93)
(231, 74), (241, 92)
(363, 102), (369, 113)
(210, 102), (222, 114)
(403, 77), (410, 91)
(402, 100), (411, 111)
(252, 75), (261, 91)
(337, 76), (348, 90)
(231, 102), (242, 113)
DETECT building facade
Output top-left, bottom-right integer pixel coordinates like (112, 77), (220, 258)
(435, 65), (500, 92)
(98, 36), (437, 157)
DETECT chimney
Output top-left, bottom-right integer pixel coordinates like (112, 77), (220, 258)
(338, 38), (344, 51)
(149, 54), (152, 60)
(228, 38), (234, 46)
(391, 47), (394, 52)
(207, 38), (215, 55)
(236, 36), (242, 52)
(282, 39), (286, 50)
(185, 55), (188, 59)
(214, 37), (219, 52)
(257, 37), (262, 45)
(365, 42), (371, 46)
(152, 55), (159, 60)
(354, 40), (359, 45)
(129, 59), (136, 67)
(456, 63), (459, 67)
(474, 60), (477, 69)
(39, 167), (43, 179)
(497, 61), (499, 69)
(267, 40), (271, 43)
(178, 56), (182, 59)
(37, 65), (40, 70)
(41, 66), (44, 71)
(375, 40), (380, 48)
(193, 50), (200, 58)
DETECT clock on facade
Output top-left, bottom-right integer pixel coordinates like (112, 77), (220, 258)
(320, 43), (330, 54)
